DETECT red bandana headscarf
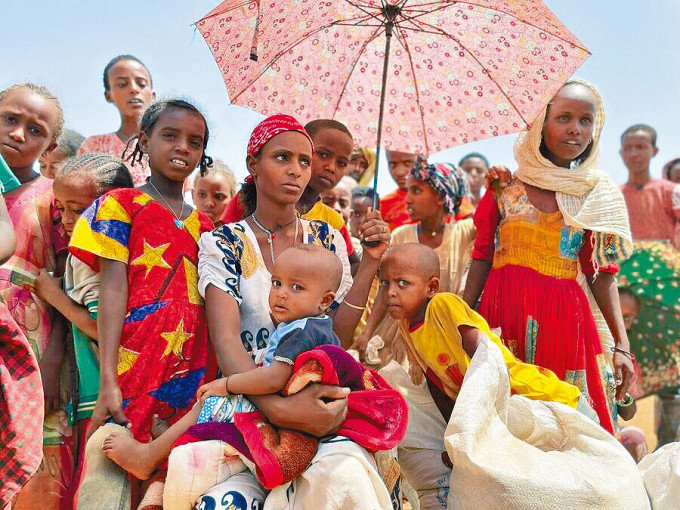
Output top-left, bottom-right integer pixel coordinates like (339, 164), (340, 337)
(247, 114), (314, 157)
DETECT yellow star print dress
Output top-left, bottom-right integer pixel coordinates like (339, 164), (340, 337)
(69, 188), (214, 441)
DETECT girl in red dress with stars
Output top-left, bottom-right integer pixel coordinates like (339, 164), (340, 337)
(69, 100), (214, 463)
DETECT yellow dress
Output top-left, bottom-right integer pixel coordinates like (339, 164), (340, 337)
(398, 293), (580, 407)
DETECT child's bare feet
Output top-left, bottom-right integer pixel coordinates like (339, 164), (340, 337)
(150, 415), (169, 439)
(102, 432), (158, 480)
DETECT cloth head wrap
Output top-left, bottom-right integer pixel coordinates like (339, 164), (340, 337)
(247, 114), (314, 158)
(410, 159), (469, 215)
(513, 79), (632, 268)
(351, 147), (378, 186)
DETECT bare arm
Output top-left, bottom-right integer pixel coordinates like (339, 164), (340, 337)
(229, 362), (293, 395)
(0, 195), (16, 264)
(333, 209), (389, 347)
(34, 269), (98, 340)
(585, 272), (634, 400)
(463, 259), (491, 308)
(351, 286), (386, 358)
(40, 312), (67, 416)
(88, 258), (129, 437)
(205, 284), (348, 437)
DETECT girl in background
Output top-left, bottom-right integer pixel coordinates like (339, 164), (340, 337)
(78, 55), (155, 186)
(191, 160), (236, 224)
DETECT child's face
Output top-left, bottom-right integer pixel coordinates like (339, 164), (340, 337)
(0, 88), (59, 171)
(140, 108), (205, 182)
(669, 163), (680, 184)
(460, 157), (488, 193)
(308, 128), (353, 193)
(105, 59), (154, 119)
(53, 175), (97, 237)
(39, 148), (68, 179)
(320, 184), (352, 224)
(349, 196), (371, 235)
(386, 151), (418, 190)
(619, 293), (640, 331)
(405, 175), (444, 222)
(379, 255), (438, 321)
(269, 250), (335, 324)
(347, 153), (369, 181)
(620, 130), (658, 176)
(192, 173), (233, 222)
(541, 84), (596, 168)
(248, 131), (312, 207)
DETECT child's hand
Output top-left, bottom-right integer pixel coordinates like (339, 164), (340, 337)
(358, 208), (390, 261)
(40, 359), (62, 417)
(197, 378), (229, 402)
(485, 166), (512, 191)
(34, 269), (62, 302)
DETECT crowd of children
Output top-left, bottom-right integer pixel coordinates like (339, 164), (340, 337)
(1, 52), (679, 510)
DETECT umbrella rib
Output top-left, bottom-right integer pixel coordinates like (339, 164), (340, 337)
(231, 15), (373, 103)
(198, 0), (252, 22)
(393, 26), (431, 153)
(343, 0), (387, 25)
(331, 24), (386, 116)
(398, 0), (589, 53)
(411, 17), (532, 126)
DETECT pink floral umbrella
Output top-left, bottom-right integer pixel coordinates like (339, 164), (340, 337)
(197, 0), (589, 202)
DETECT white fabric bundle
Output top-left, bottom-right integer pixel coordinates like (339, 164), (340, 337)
(444, 337), (650, 509)
(638, 442), (680, 509)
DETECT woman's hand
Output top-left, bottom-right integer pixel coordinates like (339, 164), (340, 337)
(34, 269), (62, 303)
(87, 381), (128, 440)
(358, 208), (390, 261)
(485, 165), (512, 191)
(196, 378), (229, 402)
(614, 351), (635, 401)
(266, 384), (349, 437)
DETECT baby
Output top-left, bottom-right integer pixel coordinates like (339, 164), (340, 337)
(102, 243), (343, 479)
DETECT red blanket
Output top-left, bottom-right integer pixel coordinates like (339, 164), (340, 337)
(179, 345), (408, 489)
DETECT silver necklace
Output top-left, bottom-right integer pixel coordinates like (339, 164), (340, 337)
(418, 223), (444, 238)
(148, 180), (187, 230)
(251, 213), (299, 264)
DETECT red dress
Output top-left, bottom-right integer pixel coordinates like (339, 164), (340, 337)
(473, 181), (618, 433)
(69, 188), (213, 441)
(380, 188), (414, 231)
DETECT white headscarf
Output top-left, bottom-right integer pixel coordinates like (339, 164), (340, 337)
(514, 79), (632, 268)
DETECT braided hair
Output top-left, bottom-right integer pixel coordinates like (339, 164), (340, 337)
(0, 83), (64, 140)
(56, 153), (134, 195)
(127, 99), (213, 172)
(103, 55), (152, 91)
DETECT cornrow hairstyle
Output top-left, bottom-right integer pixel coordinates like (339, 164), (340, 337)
(56, 129), (85, 157)
(56, 153), (134, 196)
(621, 123), (657, 147)
(664, 158), (680, 180)
(458, 152), (489, 168)
(0, 83), (64, 140)
(128, 99), (213, 172)
(103, 54), (153, 91)
(351, 185), (380, 210)
(304, 119), (353, 141)
(198, 160), (237, 196)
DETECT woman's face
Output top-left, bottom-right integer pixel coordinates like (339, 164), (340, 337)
(405, 175), (444, 222)
(541, 84), (596, 168)
(348, 154), (369, 181)
(248, 131), (312, 208)
(460, 157), (488, 193)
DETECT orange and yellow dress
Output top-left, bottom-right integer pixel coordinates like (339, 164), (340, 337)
(473, 180), (618, 434)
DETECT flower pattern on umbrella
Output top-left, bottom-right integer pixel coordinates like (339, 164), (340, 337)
(197, 0), (589, 154)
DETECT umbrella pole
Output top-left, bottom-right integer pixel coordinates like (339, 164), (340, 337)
(371, 13), (396, 211)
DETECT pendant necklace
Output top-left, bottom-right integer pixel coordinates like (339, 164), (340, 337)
(418, 223), (444, 238)
(148, 180), (187, 230)
(251, 214), (299, 265)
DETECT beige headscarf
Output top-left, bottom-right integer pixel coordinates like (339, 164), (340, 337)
(355, 147), (378, 186)
(514, 79), (632, 268)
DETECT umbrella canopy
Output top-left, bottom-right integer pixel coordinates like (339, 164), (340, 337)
(619, 241), (680, 397)
(196, 0), (589, 155)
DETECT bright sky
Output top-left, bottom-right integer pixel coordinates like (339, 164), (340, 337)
(4, 1), (680, 193)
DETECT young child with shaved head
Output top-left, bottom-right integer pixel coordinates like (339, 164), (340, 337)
(101, 244), (345, 480)
(379, 243), (585, 422)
